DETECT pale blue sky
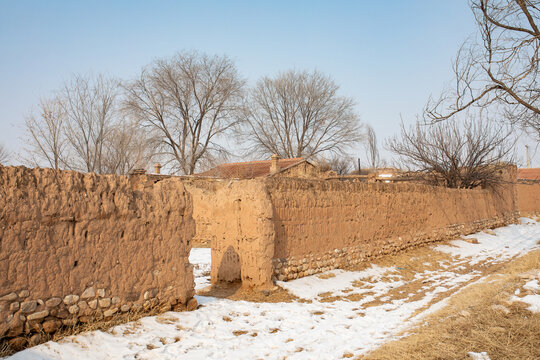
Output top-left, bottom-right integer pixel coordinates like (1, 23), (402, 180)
(0, 0), (536, 165)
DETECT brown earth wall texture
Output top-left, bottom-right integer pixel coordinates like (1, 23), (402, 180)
(517, 182), (540, 216)
(185, 179), (274, 289)
(268, 177), (518, 281)
(0, 166), (195, 343)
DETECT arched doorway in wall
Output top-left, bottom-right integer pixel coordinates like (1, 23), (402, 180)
(215, 245), (242, 283)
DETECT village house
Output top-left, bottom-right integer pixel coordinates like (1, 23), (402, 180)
(196, 154), (330, 179)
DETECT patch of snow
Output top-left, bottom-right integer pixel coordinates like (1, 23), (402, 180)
(523, 279), (539, 292)
(189, 248), (211, 290)
(276, 265), (399, 300)
(468, 351), (491, 360)
(512, 294), (540, 313)
(434, 219), (540, 265)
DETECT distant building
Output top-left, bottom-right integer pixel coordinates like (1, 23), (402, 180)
(196, 155), (328, 179)
(517, 168), (540, 181)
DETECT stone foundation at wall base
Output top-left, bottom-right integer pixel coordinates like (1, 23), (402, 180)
(272, 214), (519, 282)
(0, 290), (198, 351)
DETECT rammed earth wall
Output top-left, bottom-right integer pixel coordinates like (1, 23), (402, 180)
(186, 167), (518, 288)
(267, 173), (518, 282)
(0, 164), (523, 348)
(0, 166), (196, 346)
(517, 182), (540, 216)
(184, 179), (275, 289)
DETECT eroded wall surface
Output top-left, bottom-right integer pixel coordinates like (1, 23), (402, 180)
(0, 166), (195, 344)
(517, 182), (540, 215)
(268, 177), (518, 281)
(185, 179), (274, 289)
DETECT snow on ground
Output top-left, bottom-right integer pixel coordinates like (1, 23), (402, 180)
(511, 271), (540, 313)
(513, 294), (540, 313)
(468, 352), (491, 360)
(434, 218), (540, 265)
(8, 219), (540, 360)
(189, 248), (211, 290)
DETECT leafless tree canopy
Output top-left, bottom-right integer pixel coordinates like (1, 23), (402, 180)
(61, 75), (117, 173)
(387, 118), (515, 188)
(315, 155), (352, 175)
(23, 74), (156, 174)
(23, 97), (66, 169)
(364, 125), (380, 169)
(124, 51), (245, 175)
(239, 70), (363, 159)
(0, 144), (9, 164)
(425, 0), (540, 137)
(101, 119), (159, 175)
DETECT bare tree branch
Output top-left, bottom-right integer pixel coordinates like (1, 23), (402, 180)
(0, 144), (9, 164)
(60, 74), (118, 173)
(387, 117), (516, 188)
(425, 0), (540, 137)
(124, 51), (245, 175)
(101, 118), (159, 175)
(364, 125), (380, 169)
(22, 97), (66, 169)
(239, 70), (363, 159)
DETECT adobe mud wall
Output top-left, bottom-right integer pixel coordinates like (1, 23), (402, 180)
(0, 166), (195, 346)
(517, 182), (540, 216)
(184, 179), (274, 289)
(268, 177), (518, 281)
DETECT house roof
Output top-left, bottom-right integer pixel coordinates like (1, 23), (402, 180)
(196, 158), (306, 179)
(517, 168), (540, 180)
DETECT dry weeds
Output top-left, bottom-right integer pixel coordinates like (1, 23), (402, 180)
(198, 281), (300, 303)
(359, 250), (540, 360)
(232, 330), (248, 336)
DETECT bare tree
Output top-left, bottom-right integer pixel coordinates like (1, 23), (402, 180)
(315, 155), (352, 175)
(124, 51), (245, 175)
(239, 70), (363, 159)
(22, 74), (157, 174)
(23, 97), (66, 169)
(425, 0), (540, 137)
(101, 119), (158, 175)
(387, 118), (515, 188)
(0, 144), (9, 164)
(61, 74), (117, 173)
(364, 125), (380, 169)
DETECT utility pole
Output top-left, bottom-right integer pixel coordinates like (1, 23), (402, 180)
(525, 144), (530, 168)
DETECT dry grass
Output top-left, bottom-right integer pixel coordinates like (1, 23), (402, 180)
(232, 330), (248, 336)
(0, 341), (12, 358)
(317, 273), (336, 279)
(359, 250), (540, 360)
(198, 281), (300, 303)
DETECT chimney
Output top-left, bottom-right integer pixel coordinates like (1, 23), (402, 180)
(154, 163), (162, 175)
(270, 154), (280, 174)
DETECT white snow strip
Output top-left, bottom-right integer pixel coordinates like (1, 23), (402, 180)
(512, 294), (540, 313)
(276, 265), (398, 300)
(434, 219), (540, 265)
(468, 351), (491, 360)
(7, 219), (540, 360)
(523, 279), (539, 292)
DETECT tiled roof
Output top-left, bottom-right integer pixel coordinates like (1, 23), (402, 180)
(196, 158), (306, 179)
(517, 168), (540, 180)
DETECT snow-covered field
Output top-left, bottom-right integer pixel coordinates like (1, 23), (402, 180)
(8, 219), (540, 360)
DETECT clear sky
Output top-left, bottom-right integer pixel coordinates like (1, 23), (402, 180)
(0, 0), (536, 166)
